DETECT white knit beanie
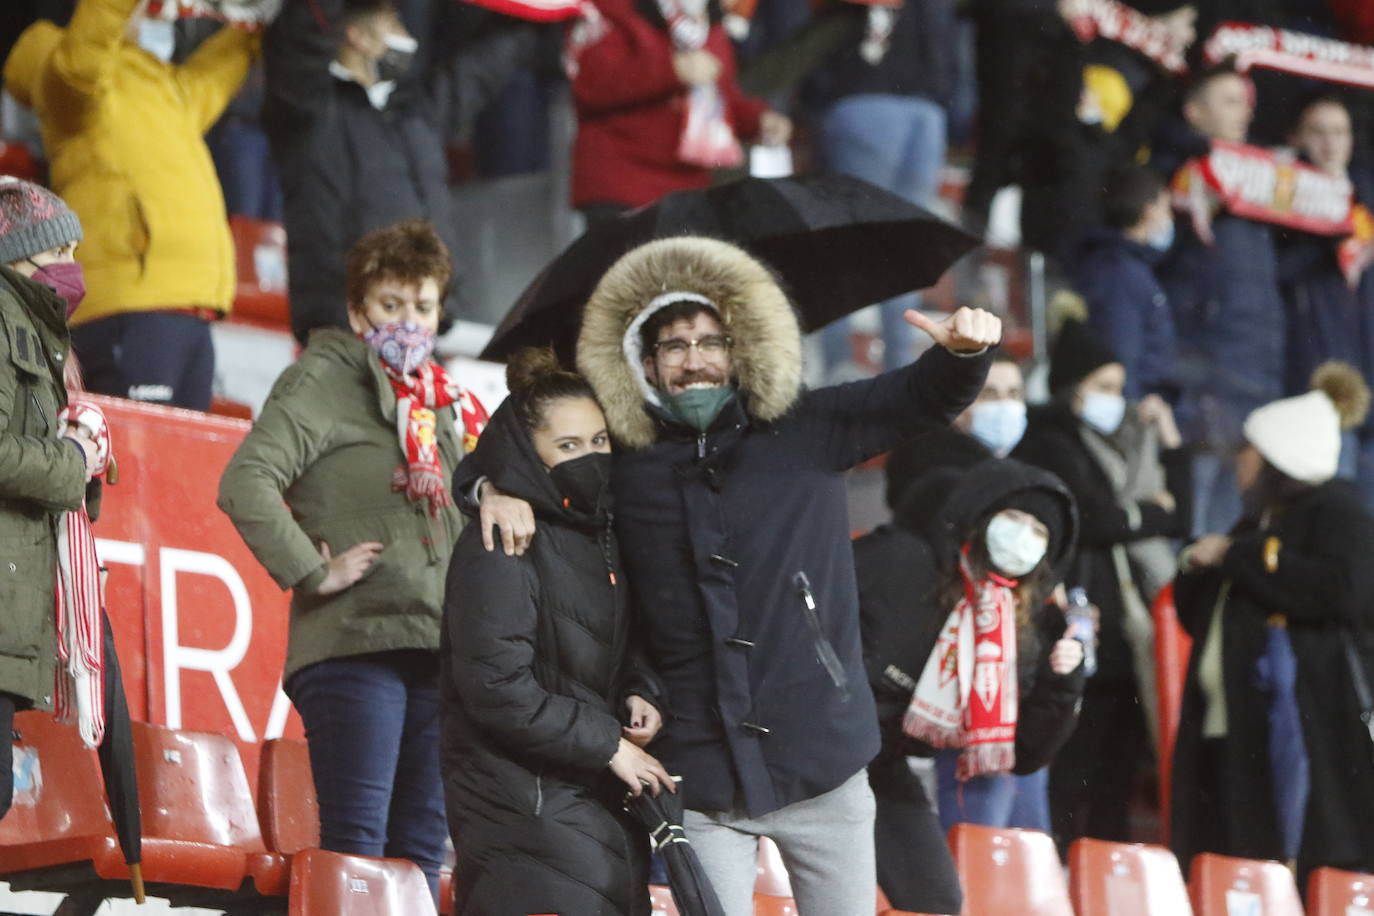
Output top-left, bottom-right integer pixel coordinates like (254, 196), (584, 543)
(1242, 390), (1341, 485)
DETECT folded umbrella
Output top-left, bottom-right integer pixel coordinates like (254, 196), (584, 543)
(481, 174), (980, 362)
(624, 781), (726, 916)
(99, 611), (144, 903)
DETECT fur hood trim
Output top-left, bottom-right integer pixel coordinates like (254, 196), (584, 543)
(576, 237), (803, 450)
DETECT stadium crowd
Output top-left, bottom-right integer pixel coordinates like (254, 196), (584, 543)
(2, 0), (1374, 913)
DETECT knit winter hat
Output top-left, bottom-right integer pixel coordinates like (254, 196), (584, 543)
(0, 176), (83, 268)
(1048, 319), (1121, 395)
(990, 488), (1072, 570)
(1243, 362), (1371, 485)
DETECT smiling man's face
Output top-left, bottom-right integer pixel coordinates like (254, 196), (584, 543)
(643, 310), (734, 396)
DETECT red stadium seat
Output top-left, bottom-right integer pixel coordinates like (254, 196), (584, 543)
(0, 141), (40, 182)
(1187, 853), (1302, 916)
(129, 721), (289, 898)
(1153, 582), (1192, 839)
(756, 837), (793, 897)
(288, 848), (437, 916)
(257, 737), (320, 855)
(1306, 866), (1374, 916)
(228, 216), (289, 328)
(1068, 838), (1193, 916)
(948, 824), (1073, 916)
(754, 894), (799, 916)
(649, 884), (681, 916)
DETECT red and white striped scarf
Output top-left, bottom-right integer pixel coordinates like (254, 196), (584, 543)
(54, 400), (111, 748)
(382, 361), (489, 517)
(903, 549), (1020, 781)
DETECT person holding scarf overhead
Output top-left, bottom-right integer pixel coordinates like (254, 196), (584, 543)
(218, 220), (488, 904)
(565, 0), (791, 223)
(856, 459), (1084, 913)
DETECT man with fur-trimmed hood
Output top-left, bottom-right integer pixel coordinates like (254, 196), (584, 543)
(476, 236), (1000, 915)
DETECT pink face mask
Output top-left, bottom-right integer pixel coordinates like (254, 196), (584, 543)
(34, 261), (87, 319)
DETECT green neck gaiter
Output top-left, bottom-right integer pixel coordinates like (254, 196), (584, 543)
(663, 384), (737, 432)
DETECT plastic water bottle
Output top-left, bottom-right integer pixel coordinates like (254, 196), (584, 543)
(1065, 587), (1097, 677)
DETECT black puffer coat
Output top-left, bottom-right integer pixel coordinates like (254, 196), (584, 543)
(441, 400), (653, 916)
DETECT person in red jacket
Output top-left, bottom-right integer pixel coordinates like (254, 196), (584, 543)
(565, 0), (790, 222)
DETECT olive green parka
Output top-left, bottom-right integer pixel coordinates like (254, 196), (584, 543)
(217, 327), (465, 681)
(0, 265), (88, 710)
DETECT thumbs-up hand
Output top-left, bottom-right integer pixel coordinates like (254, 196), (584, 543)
(905, 307), (1003, 354)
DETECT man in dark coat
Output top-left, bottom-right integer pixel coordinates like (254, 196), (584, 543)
(1071, 165), (1177, 402)
(1154, 63), (1286, 535)
(570, 236), (1000, 915)
(264, 0), (538, 341)
(1279, 95), (1374, 509)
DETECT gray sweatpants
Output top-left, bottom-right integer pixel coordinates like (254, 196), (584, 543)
(683, 769), (877, 916)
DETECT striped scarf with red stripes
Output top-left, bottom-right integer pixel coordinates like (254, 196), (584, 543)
(54, 400), (111, 748)
(382, 361), (489, 517)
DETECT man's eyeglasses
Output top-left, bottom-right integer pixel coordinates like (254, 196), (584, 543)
(652, 335), (732, 366)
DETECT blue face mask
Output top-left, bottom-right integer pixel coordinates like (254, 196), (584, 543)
(1080, 390), (1127, 436)
(136, 18), (176, 62)
(968, 399), (1027, 457)
(1148, 218), (1175, 252)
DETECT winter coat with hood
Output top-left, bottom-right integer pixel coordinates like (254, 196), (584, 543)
(566, 0), (766, 210)
(217, 327), (465, 681)
(568, 236), (992, 817)
(263, 0), (536, 341)
(0, 266), (89, 710)
(1071, 229), (1177, 402)
(855, 459), (1084, 914)
(4, 0), (255, 326)
(1170, 478), (1374, 880)
(441, 398), (654, 916)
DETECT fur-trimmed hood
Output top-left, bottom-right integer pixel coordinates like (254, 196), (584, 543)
(575, 237), (802, 450)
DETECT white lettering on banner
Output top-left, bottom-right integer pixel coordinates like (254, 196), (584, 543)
(264, 681), (293, 740)
(160, 548), (257, 742)
(95, 538), (147, 570)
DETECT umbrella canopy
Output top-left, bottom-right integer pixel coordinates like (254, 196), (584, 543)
(625, 783), (726, 916)
(481, 174), (980, 362)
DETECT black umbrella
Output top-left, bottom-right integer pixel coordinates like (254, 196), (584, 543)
(625, 782), (726, 916)
(98, 609), (143, 902)
(480, 174), (981, 362)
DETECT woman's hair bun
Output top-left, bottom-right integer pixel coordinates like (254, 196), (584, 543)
(1311, 360), (1371, 431)
(506, 347), (566, 397)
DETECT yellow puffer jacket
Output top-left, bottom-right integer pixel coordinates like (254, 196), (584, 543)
(3, 0), (258, 326)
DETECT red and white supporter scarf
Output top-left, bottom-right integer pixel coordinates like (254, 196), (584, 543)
(659, 0), (744, 168)
(1067, 0), (1190, 74)
(903, 550), (1019, 781)
(54, 400), (112, 749)
(1205, 22), (1374, 91)
(145, 0), (279, 29)
(382, 362), (489, 517)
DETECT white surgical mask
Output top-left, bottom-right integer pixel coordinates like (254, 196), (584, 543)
(1080, 390), (1126, 436)
(136, 18), (176, 62)
(985, 512), (1049, 577)
(969, 399), (1028, 457)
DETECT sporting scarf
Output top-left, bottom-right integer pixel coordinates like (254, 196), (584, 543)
(54, 400), (112, 749)
(381, 361), (489, 517)
(1066, 0), (1190, 74)
(903, 549), (1019, 781)
(1204, 22), (1374, 91)
(658, 0), (744, 168)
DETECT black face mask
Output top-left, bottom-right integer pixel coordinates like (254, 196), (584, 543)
(548, 452), (612, 514)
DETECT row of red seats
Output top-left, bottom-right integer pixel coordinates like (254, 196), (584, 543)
(0, 713), (453, 915)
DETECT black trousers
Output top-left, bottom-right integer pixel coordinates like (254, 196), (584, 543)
(1, 690), (17, 820)
(71, 311), (215, 412)
(871, 755), (964, 914)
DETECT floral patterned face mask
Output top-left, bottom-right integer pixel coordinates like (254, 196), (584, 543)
(362, 321), (436, 376)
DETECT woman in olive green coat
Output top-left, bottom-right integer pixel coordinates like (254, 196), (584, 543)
(218, 222), (483, 902)
(0, 178), (100, 819)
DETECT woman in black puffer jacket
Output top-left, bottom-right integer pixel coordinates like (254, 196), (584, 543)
(440, 349), (674, 916)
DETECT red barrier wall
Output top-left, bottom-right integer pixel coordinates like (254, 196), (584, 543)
(91, 395), (303, 786)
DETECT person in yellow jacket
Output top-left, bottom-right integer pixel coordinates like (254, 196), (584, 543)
(4, 0), (259, 410)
